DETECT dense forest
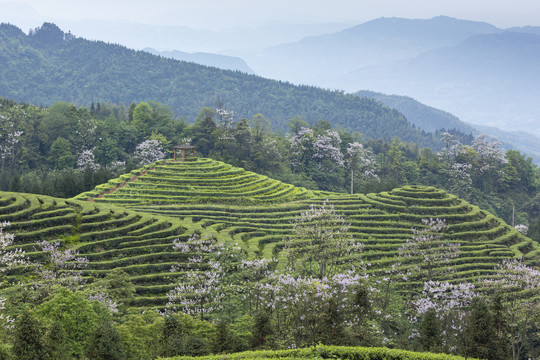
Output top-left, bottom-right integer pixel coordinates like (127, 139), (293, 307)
(1, 97), (538, 243)
(0, 22), (440, 148)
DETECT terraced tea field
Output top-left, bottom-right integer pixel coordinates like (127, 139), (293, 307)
(2, 158), (539, 310)
(75, 158), (315, 205)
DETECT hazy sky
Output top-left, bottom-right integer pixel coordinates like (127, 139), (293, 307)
(2, 0), (540, 29)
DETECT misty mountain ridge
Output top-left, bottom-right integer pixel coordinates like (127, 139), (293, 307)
(248, 16), (540, 138)
(341, 31), (540, 135)
(143, 48), (254, 74)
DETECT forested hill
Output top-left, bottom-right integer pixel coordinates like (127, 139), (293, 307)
(0, 22), (438, 147)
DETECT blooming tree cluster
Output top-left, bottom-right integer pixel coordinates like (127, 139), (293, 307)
(289, 128), (346, 171)
(481, 258), (540, 292)
(0, 222), (27, 330)
(413, 281), (477, 320)
(133, 139), (165, 165)
(411, 280), (477, 350)
(76, 148), (99, 171)
(514, 224), (528, 236)
(215, 108), (235, 129)
(168, 234), (243, 319)
(399, 218), (460, 280)
(471, 134), (507, 174)
(35, 240), (89, 290)
(480, 258), (540, 360)
(0, 111), (23, 170)
(311, 130), (344, 168)
(0, 222), (27, 274)
(448, 162), (472, 197)
(285, 200), (364, 279)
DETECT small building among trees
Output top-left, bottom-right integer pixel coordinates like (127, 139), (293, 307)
(173, 145), (196, 161)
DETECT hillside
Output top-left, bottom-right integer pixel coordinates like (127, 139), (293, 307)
(3, 158), (536, 311)
(355, 91), (476, 134)
(0, 22), (437, 148)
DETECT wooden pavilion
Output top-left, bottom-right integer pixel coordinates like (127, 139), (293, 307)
(173, 144), (196, 161)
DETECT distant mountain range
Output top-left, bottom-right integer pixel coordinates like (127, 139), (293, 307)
(247, 16), (540, 138)
(143, 48), (254, 74)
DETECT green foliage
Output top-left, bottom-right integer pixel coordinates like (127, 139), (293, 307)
(459, 297), (509, 360)
(117, 311), (164, 360)
(418, 309), (442, 353)
(12, 312), (44, 360)
(34, 288), (104, 358)
(42, 321), (71, 360)
(48, 137), (73, 170)
(160, 344), (476, 359)
(252, 312), (272, 349)
(85, 319), (126, 360)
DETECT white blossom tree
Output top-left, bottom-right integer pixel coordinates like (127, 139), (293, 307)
(480, 258), (540, 360)
(284, 200), (364, 279)
(399, 218), (460, 281)
(0, 222), (28, 330)
(346, 142), (379, 194)
(35, 240), (89, 290)
(0, 112), (23, 171)
(76, 148), (100, 171)
(411, 280), (477, 351)
(133, 139), (165, 165)
(167, 234), (243, 320)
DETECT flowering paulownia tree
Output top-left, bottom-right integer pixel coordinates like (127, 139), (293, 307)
(289, 128), (345, 172)
(411, 280), (477, 351)
(133, 139), (165, 165)
(0, 109), (24, 171)
(167, 234), (243, 320)
(0, 222), (27, 274)
(284, 200), (364, 279)
(76, 148), (100, 171)
(346, 142), (379, 194)
(481, 258), (540, 360)
(0, 222), (28, 330)
(399, 218), (460, 281)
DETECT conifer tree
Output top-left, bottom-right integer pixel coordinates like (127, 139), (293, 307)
(43, 321), (70, 360)
(161, 315), (184, 357)
(12, 312), (44, 360)
(418, 309), (442, 353)
(85, 320), (125, 360)
(252, 311), (273, 348)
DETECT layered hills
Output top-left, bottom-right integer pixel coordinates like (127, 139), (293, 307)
(249, 16), (540, 137)
(0, 22), (437, 148)
(2, 157), (537, 310)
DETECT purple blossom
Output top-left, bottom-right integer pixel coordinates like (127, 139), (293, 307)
(133, 139), (165, 165)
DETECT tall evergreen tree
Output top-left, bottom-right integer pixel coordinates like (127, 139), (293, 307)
(418, 309), (442, 353)
(43, 321), (70, 360)
(85, 320), (125, 360)
(12, 312), (44, 360)
(161, 315), (184, 357)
